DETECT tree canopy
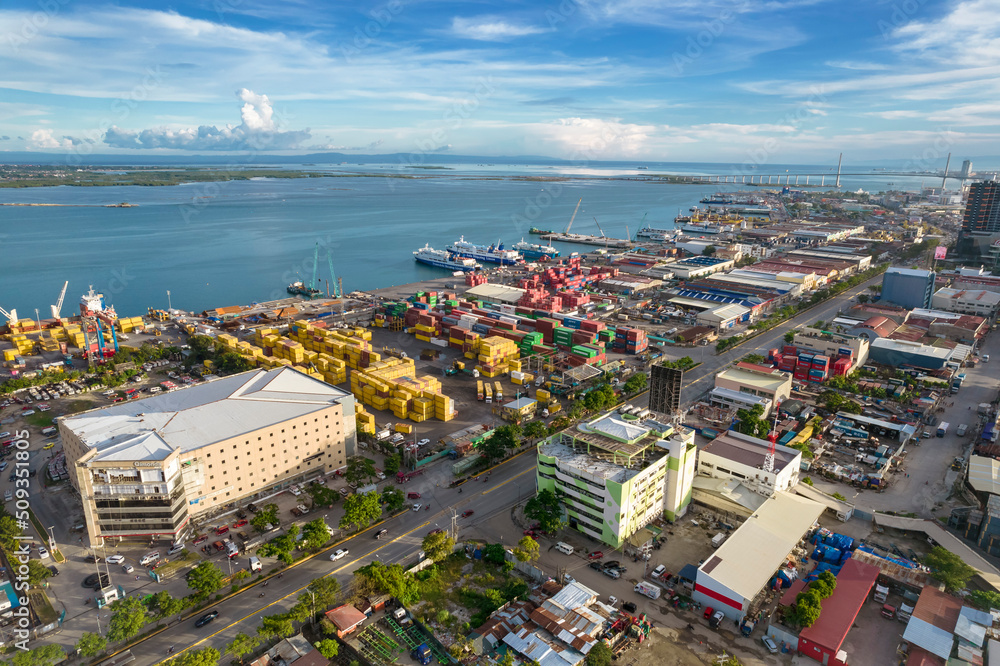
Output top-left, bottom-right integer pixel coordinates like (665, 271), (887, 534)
(187, 561), (226, 597)
(525, 489), (564, 534)
(926, 546), (976, 591)
(355, 561), (420, 604)
(345, 456), (377, 485)
(585, 642), (613, 666)
(250, 503), (279, 533)
(167, 648), (221, 666)
(225, 633), (261, 664)
(381, 487), (406, 513)
(258, 524), (300, 565)
(340, 491), (382, 531)
(300, 518), (332, 551)
(106, 596), (148, 643)
(76, 632), (107, 658)
(734, 403), (769, 438)
(513, 536), (540, 563)
(422, 530), (455, 563)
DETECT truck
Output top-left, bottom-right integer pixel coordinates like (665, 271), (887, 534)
(411, 645), (432, 666)
(957, 423), (968, 437)
(897, 602), (914, 622)
(874, 584), (889, 604)
(375, 429), (392, 442)
(633, 581), (662, 600)
(711, 533), (726, 548)
(477, 380), (484, 401)
(494, 381), (503, 402)
(484, 383), (493, 403)
(937, 422), (950, 437)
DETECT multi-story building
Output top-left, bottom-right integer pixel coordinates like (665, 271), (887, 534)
(880, 267), (935, 310)
(931, 288), (1000, 318)
(792, 329), (871, 370)
(714, 363), (793, 406)
(696, 431), (802, 496)
(536, 412), (696, 548)
(62, 367), (357, 548)
(962, 180), (1000, 234)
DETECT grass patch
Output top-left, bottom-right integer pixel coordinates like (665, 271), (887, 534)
(65, 399), (95, 415)
(27, 589), (57, 624)
(25, 412), (56, 428)
(155, 550), (198, 577)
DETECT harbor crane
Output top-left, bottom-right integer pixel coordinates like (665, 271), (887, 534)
(565, 198), (582, 234)
(0, 306), (16, 327)
(310, 243), (320, 292)
(327, 253), (342, 298)
(50, 281), (68, 320)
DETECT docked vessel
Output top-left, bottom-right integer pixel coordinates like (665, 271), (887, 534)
(636, 226), (675, 240)
(413, 245), (482, 272)
(700, 193), (772, 216)
(529, 227), (556, 235)
(287, 281), (322, 299)
(446, 237), (522, 265)
(539, 232), (632, 249)
(512, 238), (560, 260)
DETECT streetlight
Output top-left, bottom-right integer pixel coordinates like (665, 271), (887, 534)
(47, 526), (56, 554)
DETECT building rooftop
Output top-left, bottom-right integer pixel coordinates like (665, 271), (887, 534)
(464, 283), (527, 303)
(63, 367), (353, 463)
(967, 456), (1000, 496)
(887, 267), (934, 278)
(902, 587), (965, 661)
(715, 366), (791, 393)
(700, 431), (801, 475)
(870, 338), (953, 360)
(697, 492), (824, 602)
(798, 559), (880, 653)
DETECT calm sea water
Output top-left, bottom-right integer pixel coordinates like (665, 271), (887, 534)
(0, 162), (933, 317)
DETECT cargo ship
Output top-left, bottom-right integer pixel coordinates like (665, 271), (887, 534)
(287, 281), (323, 299)
(512, 238), (560, 259)
(528, 227), (555, 235)
(700, 193), (772, 216)
(446, 237), (522, 265)
(636, 226), (676, 239)
(413, 245), (482, 272)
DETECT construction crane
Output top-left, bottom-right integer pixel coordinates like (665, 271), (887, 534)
(636, 213), (647, 240)
(763, 400), (782, 473)
(565, 198), (582, 234)
(593, 217), (606, 238)
(0, 306), (17, 327)
(310, 243), (320, 292)
(326, 253), (341, 298)
(50, 281), (68, 321)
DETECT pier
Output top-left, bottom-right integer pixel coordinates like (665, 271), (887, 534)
(539, 232), (632, 249)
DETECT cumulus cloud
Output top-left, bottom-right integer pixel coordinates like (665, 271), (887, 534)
(29, 129), (90, 149)
(104, 89), (312, 150)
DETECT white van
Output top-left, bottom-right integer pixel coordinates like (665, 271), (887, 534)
(555, 542), (574, 555)
(140, 551), (160, 566)
(41, 426), (57, 437)
(249, 556), (262, 572)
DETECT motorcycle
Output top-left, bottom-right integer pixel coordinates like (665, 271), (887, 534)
(425, 505), (429, 511)
(258, 592), (265, 598)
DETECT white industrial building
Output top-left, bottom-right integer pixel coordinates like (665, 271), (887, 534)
(464, 283), (527, 305)
(697, 303), (750, 331)
(697, 430), (802, 496)
(707, 387), (773, 417)
(931, 288), (1000, 317)
(692, 492), (824, 621)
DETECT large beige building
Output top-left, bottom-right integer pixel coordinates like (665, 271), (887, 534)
(61, 368), (356, 548)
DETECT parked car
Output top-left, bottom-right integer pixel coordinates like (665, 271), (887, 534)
(216, 526), (229, 536)
(703, 607), (715, 620)
(761, 636), (779, 654)
(407, 492), (421, 499)
(622, 601), (637, 613)
(589, 562), (603, 571)
(47, 566), (59, 577)
(374, 529), (388, 540)
(106, 555), (125, 565)
(233, 519), (248, 528)
(709, 610), (725, 629)
(427, 528), (443, 536)
(412, 504), (422, 512)
(589, 551), (604, 560)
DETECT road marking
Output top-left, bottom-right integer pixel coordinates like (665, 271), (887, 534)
(150, 520), (432, 665)
(483, 467), (534, 496)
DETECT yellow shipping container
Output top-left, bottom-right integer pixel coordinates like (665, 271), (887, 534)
(395, 423), (413, 434)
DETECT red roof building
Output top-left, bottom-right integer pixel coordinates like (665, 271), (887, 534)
(797, 559), (881, 666)
(324, 604), (367, 638)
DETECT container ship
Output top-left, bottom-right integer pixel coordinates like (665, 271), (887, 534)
(413, 245), (482, 272)
(446, 237), (522, 265)
(512, 238), (560, 260)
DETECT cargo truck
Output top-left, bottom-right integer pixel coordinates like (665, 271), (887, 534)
(494, 381), (503, 401)
(484, 383), (493, 403)
(411, 645), (432, 666)
(874, 584), (889, 603)
(477, 380), (484, 401)
(937, 422), (950, 437)
(634, 581), (662, 599)
(957, 423), (968, 437)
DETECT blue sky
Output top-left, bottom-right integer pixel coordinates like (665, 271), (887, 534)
(0, 0), (997, 163)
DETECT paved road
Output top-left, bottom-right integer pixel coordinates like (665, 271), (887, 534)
(129, 453), (538, 666)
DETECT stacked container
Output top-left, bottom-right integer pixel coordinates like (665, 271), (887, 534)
(613, 326), (648, 354)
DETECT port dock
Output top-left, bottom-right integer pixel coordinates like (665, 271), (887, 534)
(540, 232), (632, 249)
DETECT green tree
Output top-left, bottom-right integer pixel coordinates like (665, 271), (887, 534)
(76, 632), (107, 657)
(250, 503), (280, 532)
(525, 489), (564, 534)
(499, 651), (516, 666)
(26, 559), (52, 586)
(702, 245), (716, 256)
(258, 614), (295, 641)
(483, 543), (506, 565)
(340, 492), (382, 531)
(217, 352), (253, 374)
(740, 353), (765, 364)
(150, 590), (187, 619)
(523, 421), (549, 441)
(306, 576), (342, 609)
(9, 645), (66, 666)
(422, 530), (456, 563)
(623, 372), (647, 394)
(0, 514), (21, 551)
(787, 589), (823, 628)
(345, 456), (377, 485)
(383, 453), (402, 476)
(857, 294), (870, 304)
(307, 483), (340, 509)
(734, 403), (769, 438)
(481, 425), (520, 464)
(784, 331), (796, 344)
(925, 546), (977, 591)
(167, 647), (221, 666)
(300, 518), (332, 551)
(106, 596), (148, 643)
(513, 536), (540, 563)
(315, 640), (339, 660)
(187, 561), (226, 597)
(355, 561), (421, 603)
(968, 590), (1000, 611)
(381, 487), (406, 513)
(226, 633), (261, 664)
(585, 641), (613, 666)
(258, 524), (300, 565)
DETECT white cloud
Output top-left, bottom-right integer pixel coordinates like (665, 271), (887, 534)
(825, 60), (889, 71)
(867, 110), (923, 120)
(892, 0), (1000, 66)
(29, 129), (88, 149)
(449, 17), (548, 41)
(103, 89), (312, 150)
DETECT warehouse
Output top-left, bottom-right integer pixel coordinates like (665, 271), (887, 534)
(697, 430), (802, 496)
(868, 338), (953, 370)
(464, 283), (527, 305)
(714, 363), (793, 405)
(707, 387), (773, 416)
(62, 367), (357, 548)
(667, 256), (735, 279)
(697, 303), (750, 331)
(796, 559), (881, 666)
(932, 288), (1000, 317)
(692, 492), (825, 621)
